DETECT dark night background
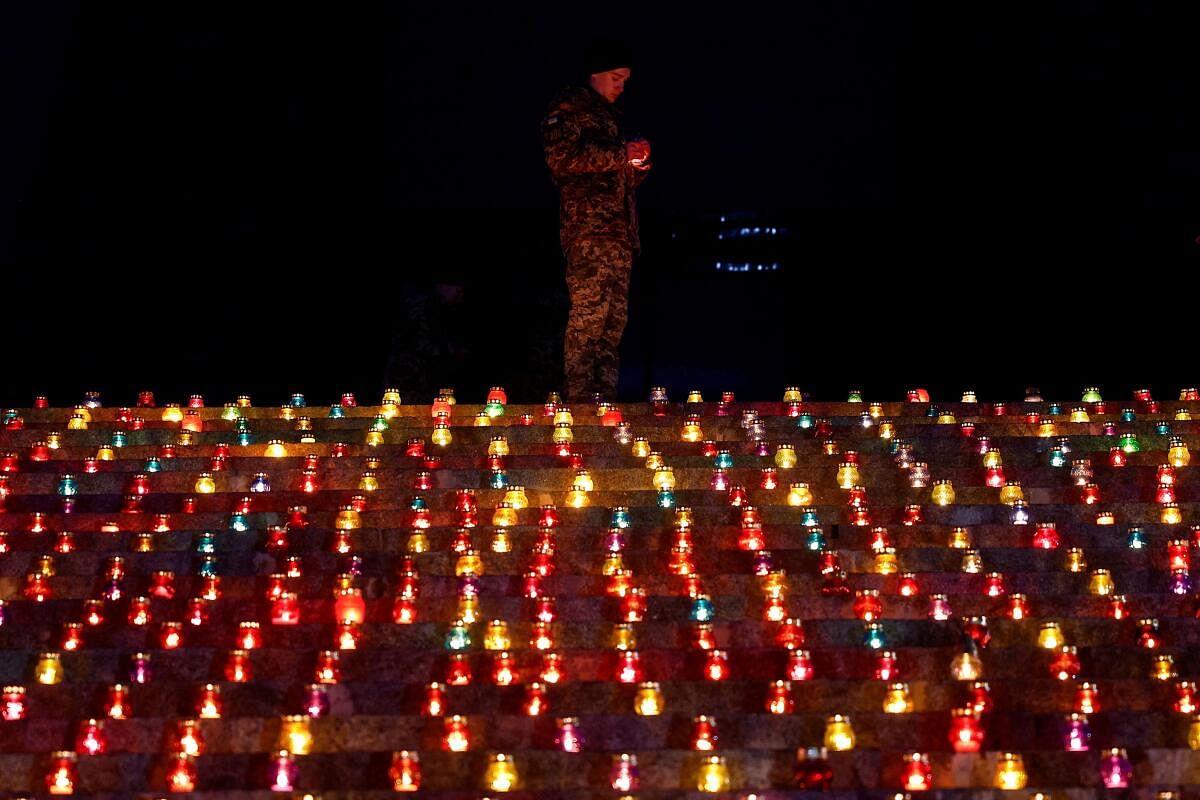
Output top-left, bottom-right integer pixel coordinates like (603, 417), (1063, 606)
(2, 2), (1197, 407)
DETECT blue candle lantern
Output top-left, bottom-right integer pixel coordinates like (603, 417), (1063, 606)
(1055, 437), (1072, 455)
(229, 513), (250, 532)
(801, 509), (821, 528)
(445, 621), (472, 651)
(1047, 403), (1062, 416)
(409, 496), (428, 511)
(2, 409), (18, 425)
(806, 529), (827, 551)
(1048, 447), (1067, 468)
(84, 391), (103, 408)
(689, 594), (715, 623)
(1010, 502), (1030, 526)
(1118, 432), (1140, 453)
(796, 413), (814, 430)
(198, 557), (218, 578)
(1125, 527), (1147, 549)
(610, 507), (631, 529)
(1120, 408), (1136, 423)
(1156, 421), (1172, 436)
(57, 475), (78, 498)
(490, 469), (508, 490)
(328, 404), (345, 419)
(250, 474), (271, 493)
(144, 457), (162, 473)
(111, 431), (128, 449)
(925, 405), (938, 418)
(290, 393), (306, 408)
(864, 623), (887, 649)
(714, 450), (733, 469)
(196, 532), (216, 554)
(656, 489), (675, 509)
(371, 415), (389, 432)
(236, 430), (253, 446)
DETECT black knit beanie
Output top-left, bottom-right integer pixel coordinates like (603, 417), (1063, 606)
(583, 39), (633, 77)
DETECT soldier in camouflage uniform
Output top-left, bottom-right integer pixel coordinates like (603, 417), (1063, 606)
(542, 41), (651, 403)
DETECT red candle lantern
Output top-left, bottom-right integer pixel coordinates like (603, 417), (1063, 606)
(1050, 646), (1081, 680)
(237, 622), (262, 650)
(1137, 618), (1161, 649)
(104, 684), (130, 719)
(45, 751), (78, 795)
(1108, 594), (1127, 620)
(1007, 593), (1029, 620)
(446, 654), (472, 685)
(160, 622), (183, 650)
(1032, 523), (1060, 549)
(902, 752), (932, 791)
(128, 597), (152, 626)
(1109, 446), (1126, 467)
(443, 715), (471, 751)
(75, 719), (106, 756)
(390, 750), (421, 791)
(60, 623), (84, 652)
(491, 651), (517, 686)
(1168, 539), (1191, 571)
(787, 649), (815, 681)
(948, 708), (984, 752)
(1081, 483), (1101, 505)
(197, 683), (222, 718)
(1175, 681), (1197, 714)
(541, 652), (566, 684)
(704, 649), (730, 681)
(186, 597), (210, 626)
(166, 753), (197, 792)
(314, 650), (341, 684)
(898, 573), (920, 597)
(424, 682), (446, 716)
(853, 590), (883, 622)
(767, 680), (795, 714)
(224, 650), (252, 682)
(1075, 681), (1100, 714)
(692, 715), (719, 749)
(272, 593), (300, 625)
(617, 650), (643, 684)
(875, 650), (899, 681)
(523, 682), (548, 715)
(968, 681), (993, 714)
(2, 685), (26, 720)
(903, 504), (923, 525)
(266, 526), (289, 551)
(984, 572), (1006, 597)
(393, 597), (417, 624)
(25, 572), (51, 602)
(177, 719), (204, 756)
(776, 618), (805, 650)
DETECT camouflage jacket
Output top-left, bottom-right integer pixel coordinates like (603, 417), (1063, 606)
(542, 84), (648, 253)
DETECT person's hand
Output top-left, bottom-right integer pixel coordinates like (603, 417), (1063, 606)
(625, 140), (650, 165)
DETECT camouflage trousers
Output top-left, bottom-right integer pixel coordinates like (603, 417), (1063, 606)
(563, 237), (634, 403)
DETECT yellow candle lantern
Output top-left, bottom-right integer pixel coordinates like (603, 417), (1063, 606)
(631, 437), (651, 458)
(823, 714), (855, 751)
(836, 462), (860, 490)
(358, 471), (380, 492)
(194, 473), (216, 494)
(487, 436), (509, 456)
(1069, 407), (1090, 423)
(36, 652), (64, 685)
(998, 481), (1024, 505)
(681, 416), (703, 442)
(573, 469), (594, 492)
(484, 619), (511, 651)
(883, 682), (913, 714)
(697, 755), (731, 792)
(787, 483), (814, 506)
(566, 485), (589, 508)
(949, 652), (982, 681)
(431, 423), (452, 447)
(644, 451), (664, 470)
(280, 715), (313, 755)
(652, 466), (675, 491)
(1037, 622), (1064, 650)
(503, 486), (528, 509)
(874, 547), (899, 575)
(931, 480), (955, 506)
(162, 404), (184, 423)
(775, 444), (797, 469)
(1169, 439), (1191, 467)
(492, 503), (518, 528)
(1161, 503), (1183, 525)
(961, 549), (983, 574)
(335, 506), (361, 531)
(982, 449), (1003, 468)
(551, 423), (573, 446)
(949, 527), (972, 549)
(67, 414), (87, 431)
(265, 440), (288, 458)
(1065, 548), (1087, 573)
(455, 550), (483, 576)
(1088, 569), (1115, 596)
(553, 408), (573, 426)
(634, 682), (663, 715)
(993, 752), (1027, 790)
(484, 752), (518, 792)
